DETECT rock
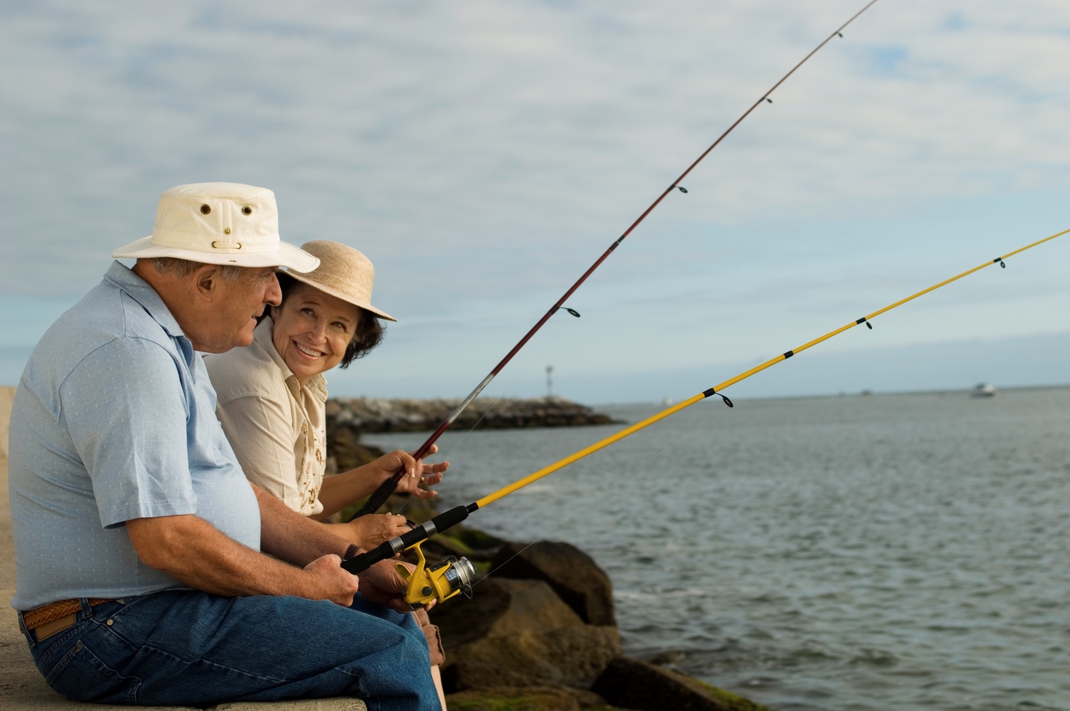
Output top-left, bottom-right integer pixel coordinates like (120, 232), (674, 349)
(446, 686), (619, 710)
(592, 658), (775, 711)
(324, 423), (385, 473)
(429, 578), (621, 692)
(445, 686), (580, 711)
(491, 541), (616, 627)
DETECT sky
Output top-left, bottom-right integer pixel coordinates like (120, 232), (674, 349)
(1, 0), (1068, 404)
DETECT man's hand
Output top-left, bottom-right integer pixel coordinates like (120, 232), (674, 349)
(358, 559), (423, 614)
(302, 554), (361, 606)
(373, 447), (448, 499)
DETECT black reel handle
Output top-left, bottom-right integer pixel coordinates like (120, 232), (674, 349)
(342, 504), (475, 574)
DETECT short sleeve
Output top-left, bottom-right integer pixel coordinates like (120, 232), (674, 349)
(215, 393), (304, 512)
(60, 337), (198, 528)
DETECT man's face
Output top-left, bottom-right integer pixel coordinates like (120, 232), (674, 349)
(199, 266), (281, 353)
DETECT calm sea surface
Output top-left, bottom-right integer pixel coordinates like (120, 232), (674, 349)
(364, 387), (1070, 711)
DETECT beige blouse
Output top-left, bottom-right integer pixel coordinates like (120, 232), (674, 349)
(205, 318), (329, 516)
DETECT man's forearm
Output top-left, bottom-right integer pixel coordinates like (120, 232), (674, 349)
(126, 514), (321, 598)
(254, 482), (355, 565)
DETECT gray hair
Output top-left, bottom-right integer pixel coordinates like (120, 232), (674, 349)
(149, 257), (243, 281)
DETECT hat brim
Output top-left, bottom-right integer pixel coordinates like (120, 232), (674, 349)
(284, 269), (397, 322)
(113, 236), (321, 273)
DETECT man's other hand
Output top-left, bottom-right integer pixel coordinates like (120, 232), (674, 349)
(303, 554), (361, 606)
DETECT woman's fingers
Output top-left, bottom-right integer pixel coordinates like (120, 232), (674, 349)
(391, 449), (417, 477)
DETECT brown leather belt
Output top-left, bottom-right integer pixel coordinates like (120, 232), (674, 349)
(23, 598), (113, 641)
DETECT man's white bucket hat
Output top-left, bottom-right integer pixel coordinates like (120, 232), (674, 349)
(112, 182), (320, 273)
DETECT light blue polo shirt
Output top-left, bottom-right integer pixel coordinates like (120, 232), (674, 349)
(9, 262), (261, 610)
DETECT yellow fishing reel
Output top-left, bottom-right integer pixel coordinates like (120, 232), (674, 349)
(396, 540), (476, 607)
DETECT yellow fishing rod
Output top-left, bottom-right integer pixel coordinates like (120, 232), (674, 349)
(342, 228), (1069, 604)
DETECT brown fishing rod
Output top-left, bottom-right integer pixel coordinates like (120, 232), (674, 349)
(343, 227), (1070, 606)
(351, 0), (882, 520)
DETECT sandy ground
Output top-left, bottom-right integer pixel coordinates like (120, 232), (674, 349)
(0, 385), (364, 711)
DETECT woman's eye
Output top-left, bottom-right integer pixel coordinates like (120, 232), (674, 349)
(332, 322), (349, 332)
(300, 308), (315, 317)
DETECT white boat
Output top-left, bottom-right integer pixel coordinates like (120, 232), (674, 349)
(970, 383), (998, 398)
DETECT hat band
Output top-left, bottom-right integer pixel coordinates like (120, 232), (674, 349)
(151, 226), (281, 255)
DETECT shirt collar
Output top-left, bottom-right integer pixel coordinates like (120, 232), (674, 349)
(103, 261), (186, 341)
(255, 316), (328, 399)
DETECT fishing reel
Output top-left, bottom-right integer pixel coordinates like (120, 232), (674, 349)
(396, 540), (476, 607)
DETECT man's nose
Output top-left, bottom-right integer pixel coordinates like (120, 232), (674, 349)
(264, 273), (282, 306)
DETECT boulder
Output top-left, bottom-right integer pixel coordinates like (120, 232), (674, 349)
(491, 541), (616, 626)
(324, 423), (385, 473)
(429, 578), (621, 692)
(446, 686), (617, 710)
(592, 658), (775, 711)
(445, 686), (581, 711)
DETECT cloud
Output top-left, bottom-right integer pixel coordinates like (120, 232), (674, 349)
(2, 1), (1068, 398)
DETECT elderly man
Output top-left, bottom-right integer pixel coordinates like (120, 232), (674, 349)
(9, 183), (442, 710)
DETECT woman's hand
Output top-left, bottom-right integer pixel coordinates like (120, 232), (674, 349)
(347, 513), (411, 549)
(371, 446), (449, 499)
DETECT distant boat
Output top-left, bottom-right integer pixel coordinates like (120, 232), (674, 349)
(971, 383), (998, 398)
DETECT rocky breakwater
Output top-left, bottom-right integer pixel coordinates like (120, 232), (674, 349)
(326, 396), (615, 435)
(413, 528), (775, 711)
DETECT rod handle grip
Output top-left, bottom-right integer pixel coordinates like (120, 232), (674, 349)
(348, 471), (403, 521)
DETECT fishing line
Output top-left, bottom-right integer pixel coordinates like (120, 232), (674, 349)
(350, 0), (883, 520)
(470, 539), (544, 590)
(343, 228), (1070, 607)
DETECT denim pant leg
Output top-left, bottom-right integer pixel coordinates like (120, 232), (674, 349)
(26, 591), (439, 711)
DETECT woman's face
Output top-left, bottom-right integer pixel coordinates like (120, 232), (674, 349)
(271, 282), (361, 385)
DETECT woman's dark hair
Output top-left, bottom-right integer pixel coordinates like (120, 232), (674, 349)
(275, 271), (386, 368)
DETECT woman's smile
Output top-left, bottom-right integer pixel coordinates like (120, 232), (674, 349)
(293, 341), (328, 359)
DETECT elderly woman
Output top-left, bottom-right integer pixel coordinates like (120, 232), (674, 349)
(205, 240), (448, 550)
(205, 241), (448, 706)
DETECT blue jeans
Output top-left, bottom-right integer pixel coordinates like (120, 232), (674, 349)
(20, 590), (439, 711)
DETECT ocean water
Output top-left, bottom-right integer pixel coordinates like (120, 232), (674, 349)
(364, 387), (1070, 711)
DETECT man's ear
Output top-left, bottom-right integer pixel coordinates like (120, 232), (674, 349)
(193, 264), (223, 302)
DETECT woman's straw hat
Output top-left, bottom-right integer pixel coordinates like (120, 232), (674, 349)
(283, 240), (396, 322)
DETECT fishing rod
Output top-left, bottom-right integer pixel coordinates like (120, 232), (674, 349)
(343, 227), (1070, 604)
(351, 0), (883, 520)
